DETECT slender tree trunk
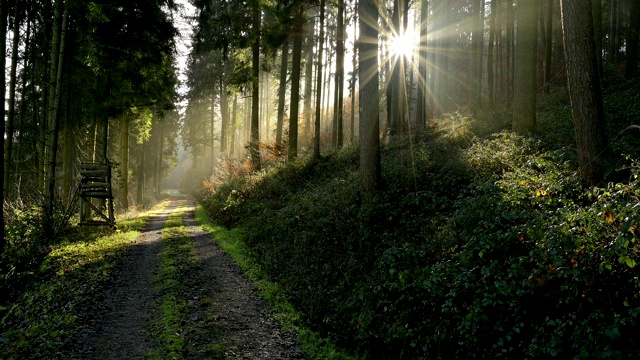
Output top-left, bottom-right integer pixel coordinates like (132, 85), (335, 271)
(609, 0), (619, 63)
(46, 1), (69, 222)
(625, 0), (640, 79)
(488, 0), (497, 104)
(136, 141), (145, 206)
(350, 0), (358, 143)
(359, 0), (381, 199)
(251, 0), (261, 170)
(221, 60), (229, 157)
(544, 0), (553, 93)
(323, 41), (332, 133)
(592, 0), (603, 77)
(389, 0), (401, 136)
(314, 0), (326, 157)
(416, 0), (428, 130)
(276, 38), (289, 147)
(333, 0), (345, 148)
(512, 0), (538, 134)
(62, 93), (73, 204)
(470, 0), (482, 115)
(303, 14), (315, 140)
(214, 90), (216, 172)
(4, 4), (21, 200)
(289, 14), (304, 160)
(231, 94), (238, 157)
(16, 15), (32, 199)
(560, 0), (609, 186)
(120, 114), (130, 210)
(0, 0), (6, 256)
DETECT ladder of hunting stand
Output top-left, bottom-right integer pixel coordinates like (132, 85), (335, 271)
(79, 161), (115, 227)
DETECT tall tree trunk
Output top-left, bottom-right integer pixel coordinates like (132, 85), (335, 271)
(303, 14), (315, 140)
(592, 0), (603, 77)
(289, 13), (304, 160)
(560, 0), (609, 186)
(46, 0), (69, 223)
(512, 0), (538, 134)
(214, 90), (216, 172)
(0, 0), (6, 256)
(62, 93), (73, 205)
(470, 0), (482, 115)
(389, 0), (402, 136)
(221, 60), (229, 157)
(16, 14), (32, 199)
(544, 0), (553, 93)
(120, 114), (130, 210)
(4, 3), (21, 200)
(231, 94), (238, 157)
(609, 0), (619, 63)
(625, 0), (640, 79)
(250, 0), (261, 170)
(359, 0), (381, 199)
(136, 141), (145, 206)
(276, 38), (289, 147)
(416, 0), (428, 130)
(488, 0), (497, 103)
(350, 0), (358, 143)
(314, 0), (326, 157)
(333, 0), (345, 148)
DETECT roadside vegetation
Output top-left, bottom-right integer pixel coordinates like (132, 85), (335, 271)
(0, 205), (160, 359)
(198, 85), (640, 359)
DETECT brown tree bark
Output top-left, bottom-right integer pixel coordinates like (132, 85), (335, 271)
(4, 3), (21, 200)
(314, 0), (326, 158)
(120, 114), (130, 210)
(303, 14), (315, 140)
(276, 38), (289, 147)
(544, 0), (553, 93)
(359, 0), (381, 199)
(46, 0), (69, 222)
(625, 0), (640, 79)
(560, 0), (609, 186)
(512, 0), (538, 134)
(416, 0), (428, 129)
(289, 11), (304, 160)
(250, 0), (261, 170)
(333, 0), (345, 148)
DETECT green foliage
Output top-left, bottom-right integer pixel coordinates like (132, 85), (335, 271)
(149, 204), (224, 359)
(200, 111), (640, 358)
(196, 206), (359, 360)
(0, 208), (152, 359)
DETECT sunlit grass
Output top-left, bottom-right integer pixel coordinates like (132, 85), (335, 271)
(149, 200), (223, 359)
(0, 203), (165, 360)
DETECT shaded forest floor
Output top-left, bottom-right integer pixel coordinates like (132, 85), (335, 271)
(0, 197), (305, 359)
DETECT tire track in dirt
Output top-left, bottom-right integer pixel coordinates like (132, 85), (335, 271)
(71, 197), (304, 359)
(182, 199), (305, 359)
(70, 200), (177, 360)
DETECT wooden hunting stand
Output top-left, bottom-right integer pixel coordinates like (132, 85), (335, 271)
(79, 161), (115, 227)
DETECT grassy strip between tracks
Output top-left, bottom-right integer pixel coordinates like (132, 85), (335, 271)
(148, 201), (223, 359)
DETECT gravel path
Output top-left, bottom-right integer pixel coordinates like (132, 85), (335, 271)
(69, 197), (304, 359)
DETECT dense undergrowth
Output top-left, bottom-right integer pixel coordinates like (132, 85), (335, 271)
(199, 86), (640, 359)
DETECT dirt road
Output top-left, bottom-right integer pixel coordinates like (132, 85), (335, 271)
(70, 198), (304, 359)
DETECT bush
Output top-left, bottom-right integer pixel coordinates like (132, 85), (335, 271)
(200, 114), (640, 359)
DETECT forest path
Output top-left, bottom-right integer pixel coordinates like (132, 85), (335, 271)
(70, 197), (304, 359)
